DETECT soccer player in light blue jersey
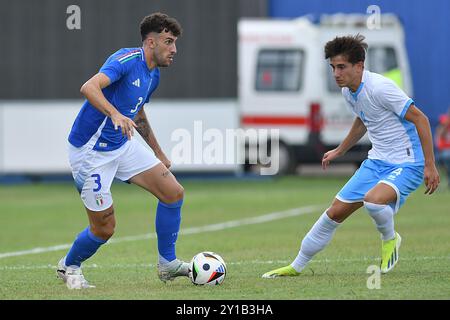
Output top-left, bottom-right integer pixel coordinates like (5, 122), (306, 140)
(263, 34), (440, 278)
(57, 13), (189, 289)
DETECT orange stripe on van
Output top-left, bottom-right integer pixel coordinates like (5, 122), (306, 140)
(241, 116), (309, 126)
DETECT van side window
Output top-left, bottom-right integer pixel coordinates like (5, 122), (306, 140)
(255, 49), (304, 92)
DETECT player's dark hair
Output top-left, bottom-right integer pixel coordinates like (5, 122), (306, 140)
(324, 34), (368, 64)
(140, 12), (182, 41)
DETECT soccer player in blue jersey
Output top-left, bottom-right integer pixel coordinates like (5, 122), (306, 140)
(263, 34), (440, 278)
(57, 13), (188, 289)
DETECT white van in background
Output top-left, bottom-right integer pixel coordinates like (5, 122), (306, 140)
(238, 14), (413, 174)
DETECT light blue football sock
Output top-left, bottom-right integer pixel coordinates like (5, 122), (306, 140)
(155, 199), (183, 264)
(65, 227), (107, 267)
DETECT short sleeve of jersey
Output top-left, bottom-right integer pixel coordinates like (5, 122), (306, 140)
(99, 59), (129, 84)
(374, 80), (414, 119)
(99, 50), (137, 84)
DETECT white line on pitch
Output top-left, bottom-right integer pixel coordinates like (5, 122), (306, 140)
(1, 256), (448, 271)
(0, 205), (322, 260)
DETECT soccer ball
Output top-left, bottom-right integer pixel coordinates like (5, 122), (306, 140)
(189, 251), (227, 286)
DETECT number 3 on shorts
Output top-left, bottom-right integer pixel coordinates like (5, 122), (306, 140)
(91, 174), (102, 192)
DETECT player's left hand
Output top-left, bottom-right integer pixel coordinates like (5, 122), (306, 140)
(156, 151), (171, 169)
(423, 163), (440, 195)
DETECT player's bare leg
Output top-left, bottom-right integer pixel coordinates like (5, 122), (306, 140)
(129, 163), (189, 281)
(57, 206), (115, 289)
(326, 198), (363, 223)
(85, 206), (117, 241)
(364, 183), (397, 205)
(129, 163), (184, 204)
(262, 199), (362, 278)
(364, 183), (401, 273)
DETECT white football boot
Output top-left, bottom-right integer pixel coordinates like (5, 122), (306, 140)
(157, 258), (189, 282)
(56, 257), (95, 289)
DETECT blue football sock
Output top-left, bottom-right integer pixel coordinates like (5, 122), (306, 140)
(155, 199), (183, 263)
(65, 227), (107, 267)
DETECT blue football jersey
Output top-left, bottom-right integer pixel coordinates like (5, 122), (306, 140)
(68, 47), (160, 151)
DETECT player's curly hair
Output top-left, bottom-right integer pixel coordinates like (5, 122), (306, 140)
(140, 12), (182, 41)
(324, 34), (368, 64)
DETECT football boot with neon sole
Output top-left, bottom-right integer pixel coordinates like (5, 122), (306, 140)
(380, 232), (402, 274)
(262, 265), (301, 278)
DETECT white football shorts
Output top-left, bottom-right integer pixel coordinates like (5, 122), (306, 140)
(68, 138), (161, 211)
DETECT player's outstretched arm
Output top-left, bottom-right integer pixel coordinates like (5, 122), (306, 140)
(404, 104), (440, 194)
(134, 108), (171, 169)
(80, 73), (137, 140)
(322, 117), (367, 170)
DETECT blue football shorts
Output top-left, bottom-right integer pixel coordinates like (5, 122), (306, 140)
(336, 159), (424, 213)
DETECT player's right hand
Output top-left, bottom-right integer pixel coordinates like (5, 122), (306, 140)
(322, 148), (342, 170)
(111, 112), (137, 140)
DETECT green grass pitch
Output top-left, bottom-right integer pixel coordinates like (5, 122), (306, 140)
(0, 176), (449, 299)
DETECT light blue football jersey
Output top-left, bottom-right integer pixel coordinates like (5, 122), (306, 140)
(342, 70), (424, 165)
(68, 47), (160, 151)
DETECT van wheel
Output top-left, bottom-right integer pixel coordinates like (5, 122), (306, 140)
(242, 141), (297, 175)
(275, 142), (297, 175)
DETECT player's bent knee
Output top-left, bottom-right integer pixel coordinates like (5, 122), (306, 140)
(325, 209), (342, 223)
(89, 208), (116, 240)
(363, 194), (387, 205)
(326, 200), (361, 223)
(175, 185), (184, 201)
(160, 185), (184, 204)
(91, 225), (115, 241)
(100, 228), (115, 240)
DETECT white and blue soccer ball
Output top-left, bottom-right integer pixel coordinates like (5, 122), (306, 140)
(189, 251), (227, 286)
